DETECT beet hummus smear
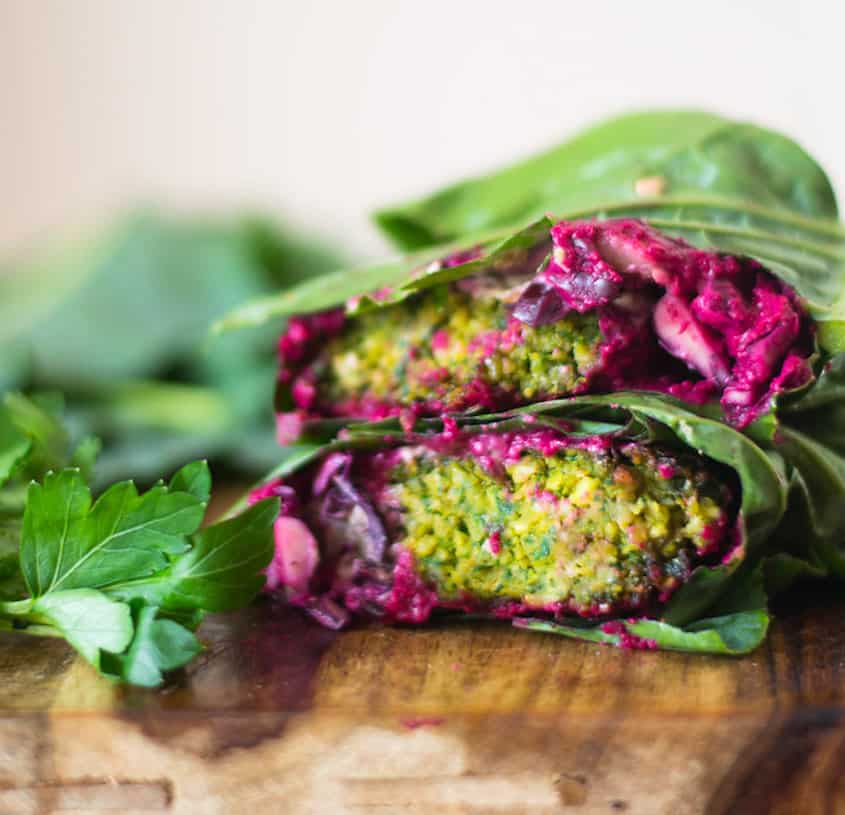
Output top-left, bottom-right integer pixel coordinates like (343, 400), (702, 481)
(275, 218), (813, 439)
(251, 425), (737, 629)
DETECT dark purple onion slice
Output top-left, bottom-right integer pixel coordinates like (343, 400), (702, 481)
(512, 280), (570, 326)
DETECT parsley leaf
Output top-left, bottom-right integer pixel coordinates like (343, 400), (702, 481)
(28, 589), (134, 667)
(0, 439), (277, 686)
(110, 498), (278, 613)
(20, 466), (206, 596)
(101, 603), (202, 687)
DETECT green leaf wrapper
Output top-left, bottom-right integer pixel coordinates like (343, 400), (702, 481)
(217, 112), (845, 364)
(374, 111), (838, 248)
(515, 609), (769, 656)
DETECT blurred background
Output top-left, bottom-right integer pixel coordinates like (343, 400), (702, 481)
(1, 0), (842, 484)
(3, 0), (843, 257)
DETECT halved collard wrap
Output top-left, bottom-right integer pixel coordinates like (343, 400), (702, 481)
(217, 112), (844, 442)
(261, 218), (819, 438)
(218, 111), (845, 652)
(241, 394), (795, 654)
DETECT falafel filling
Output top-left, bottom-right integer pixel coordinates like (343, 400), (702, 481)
(366, 435), (733, 616)
(262, 428), (736, 625)
(317, 287), (604, 412)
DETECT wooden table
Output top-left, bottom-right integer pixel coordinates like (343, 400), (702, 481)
(1, 585), (844, 814)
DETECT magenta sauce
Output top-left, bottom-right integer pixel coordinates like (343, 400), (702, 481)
(274, 219), (814, 440)
(250, 424), (738, 629)
(599, 620), (658, 650)
(546, 220), (814, 426)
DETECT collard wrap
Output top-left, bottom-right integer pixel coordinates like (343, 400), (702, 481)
(245, 395), (787, 654)
(217, 111), (845, 441)
(218, 110), (845, 654)
(266, 218), (816, 437)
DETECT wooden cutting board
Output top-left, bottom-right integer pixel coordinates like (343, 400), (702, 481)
(1, 584), (844, 815)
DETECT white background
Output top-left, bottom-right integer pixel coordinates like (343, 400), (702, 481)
(2, 0), (843, 259)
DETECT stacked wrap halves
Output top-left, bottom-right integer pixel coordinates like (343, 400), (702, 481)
(220, 112), (845, 653)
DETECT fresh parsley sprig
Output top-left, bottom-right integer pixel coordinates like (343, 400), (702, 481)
(0, 392), (277, 686)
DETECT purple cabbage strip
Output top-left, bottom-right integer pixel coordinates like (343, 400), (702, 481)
(313, 453), (388, 562)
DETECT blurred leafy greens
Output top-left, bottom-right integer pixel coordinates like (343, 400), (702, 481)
(0, 211), (341, 485)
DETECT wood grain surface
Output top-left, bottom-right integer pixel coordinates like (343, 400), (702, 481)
(1, 529), (844, 815)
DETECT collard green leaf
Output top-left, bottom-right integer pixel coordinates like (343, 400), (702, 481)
(640, 611), (770, 654)
(514, 561), (770, 655)
(20, 469), (206, 596)
(514, 611), (769, 655)
(763, 425), (845, 579)
(765, 552), (829, 598)
(662, 557), (768, 627)
(212, 254), (435, 332)
(213, 218), (552, 331)
(374, 111), (838, 249)
(783, 353), (845, 452)
(221, 440), (333, 521)
(264, 441), (334, 480)
(734, 354), (845, 583)
(514, 618), (621, 646)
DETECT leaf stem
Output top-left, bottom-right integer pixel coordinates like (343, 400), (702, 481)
(0, 599), (64, 637)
